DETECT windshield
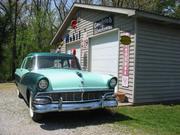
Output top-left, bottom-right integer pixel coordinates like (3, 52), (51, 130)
(36, 56), (81, 70)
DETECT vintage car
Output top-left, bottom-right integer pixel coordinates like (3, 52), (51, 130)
(15, 52), (118, 121)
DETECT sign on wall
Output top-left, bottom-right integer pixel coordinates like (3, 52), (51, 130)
(64, 31), (81, 44)
(122, 45), (129, 87)
(81, 32), (88, 70)
(120, 35), (132, 45)
(121, 33), (131, 87)
(94, 16), (113, 34)
(81, 32), (88, 48)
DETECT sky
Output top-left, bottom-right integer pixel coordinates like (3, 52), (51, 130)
(67, 0), (74, 9)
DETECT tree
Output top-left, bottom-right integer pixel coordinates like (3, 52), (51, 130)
(0, 0), (55, 81)
(175, 5), (180, 18)
(0, 0), (28, 79)
(12, 0), (18, 78)
(53, 0), (69, 23)
(101, 0), (180, 17)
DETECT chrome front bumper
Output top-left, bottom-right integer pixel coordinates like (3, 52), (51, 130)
(32, 99), (118, 113)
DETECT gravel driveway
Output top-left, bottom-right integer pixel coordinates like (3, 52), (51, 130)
(0, 83), (131, 135)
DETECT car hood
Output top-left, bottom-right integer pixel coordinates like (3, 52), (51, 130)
(32, 69), (113, 92)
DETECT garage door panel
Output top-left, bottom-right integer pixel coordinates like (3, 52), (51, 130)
(90, 31), (119, 77)
(92, 64), (118, 73)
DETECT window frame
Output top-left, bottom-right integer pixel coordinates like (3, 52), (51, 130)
(23, 56), (35, 70)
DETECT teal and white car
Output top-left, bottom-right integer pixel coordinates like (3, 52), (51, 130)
(15, 52), (118, 121)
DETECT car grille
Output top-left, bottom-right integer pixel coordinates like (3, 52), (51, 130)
(37, 91), (114, 102)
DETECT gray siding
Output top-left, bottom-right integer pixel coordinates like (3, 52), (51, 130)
(63, 9), (135, 102)
(135, 19), (180, 103)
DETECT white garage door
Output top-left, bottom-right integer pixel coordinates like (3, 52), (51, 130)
(90, 31), (119, 77)
(66, 43), (81, 62)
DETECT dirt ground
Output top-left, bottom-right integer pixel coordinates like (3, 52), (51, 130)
(0, 83), (131, 135)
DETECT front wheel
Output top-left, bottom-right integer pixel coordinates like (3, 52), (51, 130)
(16, 89), (23, 98)
(29, 94), (42, 122)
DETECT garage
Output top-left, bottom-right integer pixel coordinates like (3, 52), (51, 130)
(51, 3), (180, 104)
(89, 31), (119, 77)
(66, 43), (81, 61)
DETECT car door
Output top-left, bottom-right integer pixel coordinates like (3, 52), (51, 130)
(15, 57), (34, 98)
(15, 58), (27, 89)
(15, 57), (28, 96)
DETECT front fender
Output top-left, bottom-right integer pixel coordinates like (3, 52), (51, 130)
(21, 72), (45, 95)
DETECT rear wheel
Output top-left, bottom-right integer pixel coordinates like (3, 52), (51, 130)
(29, 94), (42, 122)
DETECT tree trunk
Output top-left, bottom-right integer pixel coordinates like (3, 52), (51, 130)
(12, 0), (18, 79)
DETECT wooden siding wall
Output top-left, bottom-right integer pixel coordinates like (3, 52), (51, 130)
(114, 15), (135, 103)
(135, 19), (180, 103)
(63, 9), (135, 103)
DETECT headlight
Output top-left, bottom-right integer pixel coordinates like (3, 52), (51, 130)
(38, 78), (49, 90)
(109, 77), (117, 88)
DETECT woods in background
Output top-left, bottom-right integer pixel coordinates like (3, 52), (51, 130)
(0, 0), (180, 82)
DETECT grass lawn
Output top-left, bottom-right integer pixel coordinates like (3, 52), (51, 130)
(114, 104), (180, 135)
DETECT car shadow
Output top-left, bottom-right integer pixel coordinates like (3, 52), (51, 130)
(38, 109), (132, 130)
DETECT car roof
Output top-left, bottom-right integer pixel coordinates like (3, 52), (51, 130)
(27, 52), (73, 57)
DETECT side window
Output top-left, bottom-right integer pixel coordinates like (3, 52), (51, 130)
(21, 58), (27, 69)
(24, 57), (35, 70)
(62, 60), (69, 68)
(54, 59), (62, 68)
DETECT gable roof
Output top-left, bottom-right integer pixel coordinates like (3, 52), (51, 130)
(50, 3), (180, 45)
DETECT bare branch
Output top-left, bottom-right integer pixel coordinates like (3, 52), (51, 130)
(53, 0), (64, 22)
(0, 1), (8, 13)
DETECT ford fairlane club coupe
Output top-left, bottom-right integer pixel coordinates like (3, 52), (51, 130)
(15, 52), (118, 121)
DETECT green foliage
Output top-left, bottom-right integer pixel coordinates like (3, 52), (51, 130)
(0, 10), (13, 82)
(0, 46), (12, 82)
(0, 0), (55, 82)
(175, 5), (180, 18)
(109, 0), (180, 18)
